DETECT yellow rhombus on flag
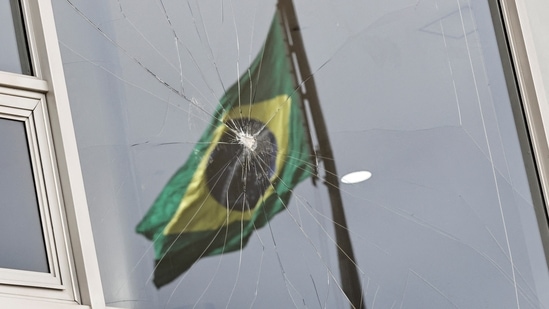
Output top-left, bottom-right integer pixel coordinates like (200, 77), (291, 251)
(136, 12), (313, 288)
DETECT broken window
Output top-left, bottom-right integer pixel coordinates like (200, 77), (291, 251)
(54, 0), (549, 308)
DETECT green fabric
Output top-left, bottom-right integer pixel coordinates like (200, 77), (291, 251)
(136, 12), (312, 288)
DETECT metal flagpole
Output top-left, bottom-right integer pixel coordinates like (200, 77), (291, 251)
(276, 1), (365, 308)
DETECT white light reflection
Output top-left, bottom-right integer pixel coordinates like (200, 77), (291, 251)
(341, 170), (372, 184)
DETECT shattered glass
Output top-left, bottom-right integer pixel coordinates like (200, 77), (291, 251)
(53, 0), (549, 308)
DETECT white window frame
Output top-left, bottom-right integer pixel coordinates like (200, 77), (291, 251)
(498, 0), (549, 255)
(0, 90), (73, 292)
(0, 0), (105, 308)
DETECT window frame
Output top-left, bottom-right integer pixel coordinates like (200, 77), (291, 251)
(0, 89), (69, 291)
(496, 0), (549, 261)
(0, 0), (105, 308)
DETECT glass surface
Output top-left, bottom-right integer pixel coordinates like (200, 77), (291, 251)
(54, 0), (549, 308)
(0, 0), (32, 75)
(0, 118), (48, 273)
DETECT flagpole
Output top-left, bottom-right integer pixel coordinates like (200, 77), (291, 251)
(276, 1), (365, 308)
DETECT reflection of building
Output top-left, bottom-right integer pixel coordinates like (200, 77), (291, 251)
(2, 0), (549, 308)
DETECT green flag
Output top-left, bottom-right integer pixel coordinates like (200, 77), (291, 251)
(136, 12), (312, 288)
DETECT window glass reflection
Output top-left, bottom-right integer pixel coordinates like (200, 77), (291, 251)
(0, 118), (48, 273)
(55, 0), (549, 308)
(0, 0), (32, 75)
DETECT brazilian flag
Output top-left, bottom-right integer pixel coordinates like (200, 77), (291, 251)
(136, 12), (313, 288)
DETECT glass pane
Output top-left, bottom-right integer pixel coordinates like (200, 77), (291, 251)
(0, 0), (32, 75)
(54, 0), (549, 308)
(0, 118), (48, 273)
